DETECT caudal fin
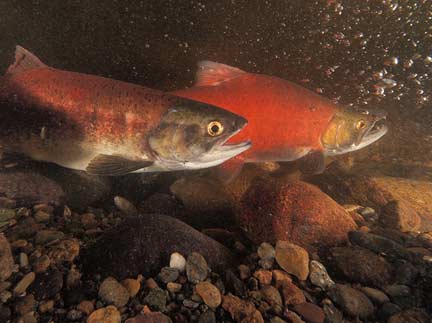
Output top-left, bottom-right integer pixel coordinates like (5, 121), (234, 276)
(6, 45), (47, 76)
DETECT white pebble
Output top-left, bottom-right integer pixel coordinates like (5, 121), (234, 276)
(169, 252), (186, 272)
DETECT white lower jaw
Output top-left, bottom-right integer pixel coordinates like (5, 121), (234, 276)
(325, 125), (388, 156)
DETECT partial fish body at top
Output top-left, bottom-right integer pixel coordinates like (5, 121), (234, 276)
(173, 61), (388, 178)
(0, 47), (251, 175)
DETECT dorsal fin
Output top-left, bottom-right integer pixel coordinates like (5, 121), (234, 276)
(6, 45), (47, 76)
(195, 61), (247, 86)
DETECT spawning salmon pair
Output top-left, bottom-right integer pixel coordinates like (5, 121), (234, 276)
(0, 46), (387, 179)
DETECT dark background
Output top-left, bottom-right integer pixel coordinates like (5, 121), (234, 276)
(0, 0), (431, 175)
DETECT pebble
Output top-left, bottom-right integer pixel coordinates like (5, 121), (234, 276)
(0, 305), (11, 321)
(87, 305), (121, 323)
(15, 294), (35, 315)
(158, 267), (179, 283)
(309, 260), (334, 290)
(238, 264), (251, 280)
(272, 270), (292, 288)
(257, 242), (275, 260)
(183, 299), (200, 309)
(388, 308), (430, 323)
(47, 238), (80, 263)
(35, 230), (65, 245)
(225, 270), (247, 297)
(360, 287), (390, 304)
(261, 285), (283, 314)
(0, 290), (12, 303)
(13, 272), (36, 296)
(0, 197), (16, 209)
(222, 294), (264, 323)
(253, 269), (272, 286)
(143, 287), (167, 311)
(292, 302), (325, 323)
(34, 210), (51, 223)
(126, 312), (172, 323)
(378, 302), (402, 320)
(167, 282), (182, 293)
(195, 281), (221, 309)
(269, 317), (287, 323)
(328, 284), (374, 319)
(281, 280), (306, 306)
(98, 277), (130, 307)
(80, 213), (98, 229)
(18, 312), (37, 323)
(383, 284), (411, 298)
(19, 252), (29, 268)
(0, 209), (16, 222)
(198, 310), (216, 323)
(66, 265), (82, 288)
(275, 241), (309, 281)
(170, 252), (186, 272)
(38, 300), (54, 313)
(0, 233), (14, 281)
(121, 277), (141, 298)
(77, 300), (95, 315)
(33, 255), (51, 273)
(114, 196), (138, 216)
(67, 309), (83, 321)
(259, 258), (274, 270)
(145, 278), (159, 289)
(186, 252), (209, 284)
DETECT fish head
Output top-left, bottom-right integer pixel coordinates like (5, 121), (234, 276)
(148, 99), (251, 170)
(322, 109), (388, 155)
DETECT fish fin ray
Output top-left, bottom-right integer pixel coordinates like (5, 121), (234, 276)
(213, 155), (245, 184)
(86, 154), (153, 176)
(195, 61), (247, 86)
(6, 46), (47, 76)
(298, 150), (326, 174)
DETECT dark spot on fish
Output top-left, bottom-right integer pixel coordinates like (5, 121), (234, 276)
(308, 104), (317, 112)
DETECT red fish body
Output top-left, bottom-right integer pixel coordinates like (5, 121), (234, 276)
(173, 61), (388, 176)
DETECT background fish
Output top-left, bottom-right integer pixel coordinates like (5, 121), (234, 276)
(0, 47), (251, 176)
(173, 61), (388, 178)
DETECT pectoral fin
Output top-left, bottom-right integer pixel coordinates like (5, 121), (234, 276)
(298, 150), (326, 175)
(86, 154), (153, 176)
(213, 155), (245, 184)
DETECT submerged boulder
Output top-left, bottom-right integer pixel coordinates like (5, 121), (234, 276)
(80, 214), (235, 280)
(310, 169), (432, 232)
(237, 179), (357, 250)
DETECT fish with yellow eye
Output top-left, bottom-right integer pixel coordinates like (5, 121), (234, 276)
(172, 60), (388, 178)
(0, 47), (251, 175)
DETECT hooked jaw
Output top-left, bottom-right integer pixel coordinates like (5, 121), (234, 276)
(324, 111), (388, 156)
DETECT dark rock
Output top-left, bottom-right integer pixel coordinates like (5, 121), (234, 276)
(331, 246), (393, 286)
(360, 287), (390, 304)
(394, 261), (419, 285)
(328, 284), (374, 319)
(80, 215), (234, 280)
(323, 303), (343, 323)
(198, 310), (216, 323)
(225, 270), (247, 297)
(15, 294), (35, 316)
(28, 268), (63, 301)
(186, 253), (209, 284)
(0, 233), (14, 281)
(237, 179), (357, 251)
(348, 231), (413, 260)
(377, 302), (402, 321)
(292, 302), (325, 323)
(63, 288), (86, 307)
(261, 285), (283, 314)
(66, 309), (83, 321)
(0, 304), (11, 321)
(143, 287), (167, 312)
(222, 293), (264, 323)
(7, 217), (39, 240)
(388, 308), (430, 323)
(158, 267), (179, 284)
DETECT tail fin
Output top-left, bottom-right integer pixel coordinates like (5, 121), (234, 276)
(6, 45), (47, 76)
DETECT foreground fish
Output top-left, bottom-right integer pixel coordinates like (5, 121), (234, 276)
(173, 61), (388, 177)
(0, 47), (251, 175)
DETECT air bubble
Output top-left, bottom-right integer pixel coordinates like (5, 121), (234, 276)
(384, 56), (399, 66)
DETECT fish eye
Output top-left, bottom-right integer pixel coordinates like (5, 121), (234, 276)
(356, 119), (367, 130)
(207, 121), (224, 136)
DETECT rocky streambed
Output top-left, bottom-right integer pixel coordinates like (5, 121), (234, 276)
(0, 158), (431, 323)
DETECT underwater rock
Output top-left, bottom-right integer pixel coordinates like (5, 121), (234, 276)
(331, 246), (393, 287)
(0, 160), (112, 211)
(292, 302), (325, 323)
(126, 312), (172, 323)
(0, 234), (14, 281)
(387, 308), (430, 323)
(222, 293), (264, 323)
(80, 214), (235, 280)
(310, 171), (432, 232)
(275, 241), (309, 281)
(87, 305), (121, 323)
(28, 268), (63, 301)
(169, 176), (236, 228)
(328, 283), (374, 319)
(98, 277), (130, 308)
(238, 179), (357, 250)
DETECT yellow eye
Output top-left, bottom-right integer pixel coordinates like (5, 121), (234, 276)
(207, 121), (224, 136)
(356, 119), (367, 130)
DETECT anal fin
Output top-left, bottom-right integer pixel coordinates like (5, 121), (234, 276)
(86, 154), (153, 176)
